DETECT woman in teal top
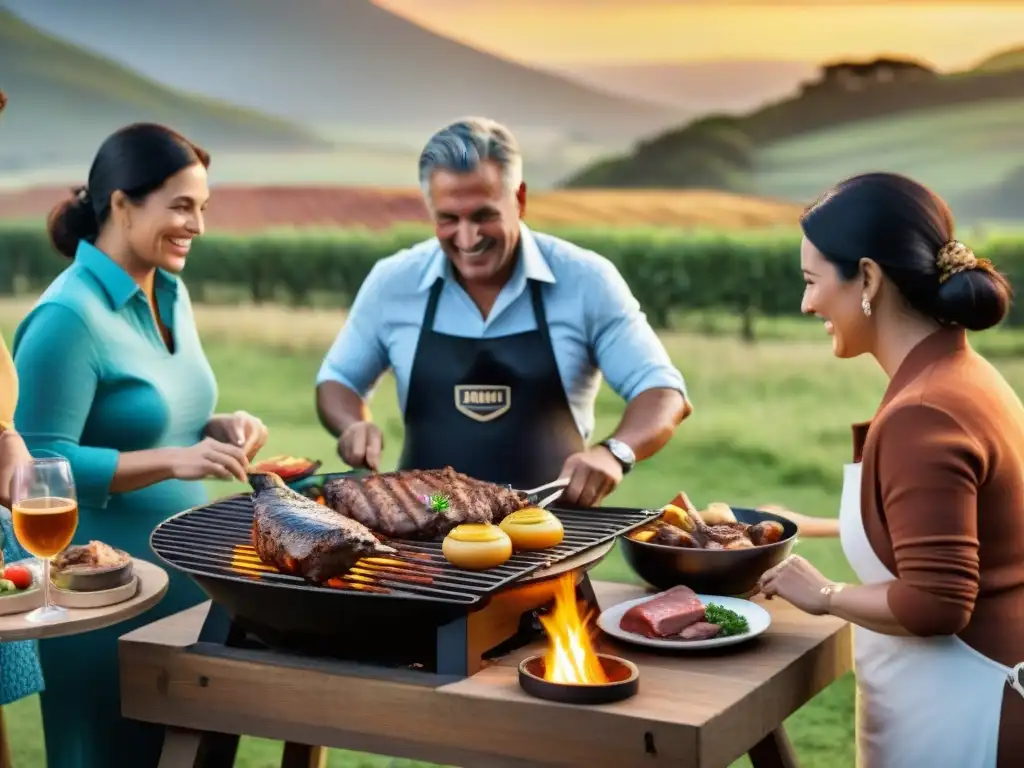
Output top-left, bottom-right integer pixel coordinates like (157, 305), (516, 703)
(12, 123), (269, 768)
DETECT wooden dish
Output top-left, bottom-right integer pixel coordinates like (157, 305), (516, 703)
(50, 574), (139, 609)
(0, 584), (42, 616)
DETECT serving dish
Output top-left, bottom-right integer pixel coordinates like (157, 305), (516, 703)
(621, 506), (797, 596)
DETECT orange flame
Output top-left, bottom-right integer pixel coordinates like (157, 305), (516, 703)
(538, 574), (609, 685)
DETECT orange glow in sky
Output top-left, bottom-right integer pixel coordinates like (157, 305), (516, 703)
(375, 1), (1024, 70)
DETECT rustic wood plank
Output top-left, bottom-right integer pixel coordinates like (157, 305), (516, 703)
(119, 580), (852, 767)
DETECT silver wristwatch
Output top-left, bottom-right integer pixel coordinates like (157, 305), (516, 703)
(599, 438), (635, 475)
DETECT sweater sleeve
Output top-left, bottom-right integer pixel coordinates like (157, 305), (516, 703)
(12, 303), (120, 510)
(876, 404), (985, 636)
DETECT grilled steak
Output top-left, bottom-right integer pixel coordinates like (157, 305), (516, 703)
(250, 471), (396, 583)
(619, 585), (706, 638)
(323, 466), (531, 540)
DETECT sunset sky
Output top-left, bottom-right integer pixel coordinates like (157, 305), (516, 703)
(375, 1), (1024, 70)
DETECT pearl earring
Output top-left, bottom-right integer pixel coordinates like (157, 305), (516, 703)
(861, 295), (872, 317)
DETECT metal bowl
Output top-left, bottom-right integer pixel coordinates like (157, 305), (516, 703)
(518, 653), (639, 705)
(620, 507), (798, 596)
(49, 551), (134, 593)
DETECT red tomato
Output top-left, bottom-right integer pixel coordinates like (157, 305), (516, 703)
(2, 564), (33, 590)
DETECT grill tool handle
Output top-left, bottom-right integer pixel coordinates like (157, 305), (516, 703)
(516, 477), (571, 509)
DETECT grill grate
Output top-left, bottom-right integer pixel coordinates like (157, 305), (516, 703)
(151, 493), (660, 608)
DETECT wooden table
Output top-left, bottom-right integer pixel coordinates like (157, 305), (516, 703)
(119, 580), (852, 768)
(0, 559), (168, 641)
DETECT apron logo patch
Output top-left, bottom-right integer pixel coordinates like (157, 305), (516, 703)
(454, 385), (511, 423)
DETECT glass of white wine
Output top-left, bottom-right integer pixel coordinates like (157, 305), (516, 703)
(11, 457), (78, 623)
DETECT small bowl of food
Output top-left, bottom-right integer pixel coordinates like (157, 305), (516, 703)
(620, 494), (798, 596)
(50, 541), (134, 593)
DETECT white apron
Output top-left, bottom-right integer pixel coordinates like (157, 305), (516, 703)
(839, 461), (1009, 768)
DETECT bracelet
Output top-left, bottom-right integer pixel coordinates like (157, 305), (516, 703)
(820, 582), (846, 611)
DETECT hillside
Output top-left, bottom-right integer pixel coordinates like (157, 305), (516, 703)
(754, 96), (1024, 216)
(973, 46), (1024, 73)
(0, 9), (331, 176)
(0, 187), (804, 232)
(2, 0), (680, 142)
(563, 56), (1024, 221)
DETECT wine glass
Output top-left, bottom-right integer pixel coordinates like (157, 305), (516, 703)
(10, 457), (78, 623)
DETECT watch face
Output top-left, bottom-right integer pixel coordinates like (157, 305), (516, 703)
(606, 439), (634, 467)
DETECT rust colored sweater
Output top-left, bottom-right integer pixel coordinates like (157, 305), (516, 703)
(853, 327), (1024, 765)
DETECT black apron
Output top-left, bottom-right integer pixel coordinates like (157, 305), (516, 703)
(398, 277), (585, 490)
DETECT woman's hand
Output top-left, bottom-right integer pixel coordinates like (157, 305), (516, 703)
(757, 554), (834, 615)
(757, 504), (840, 538)
(0, 429), (32, 509)
(169, 437), (251, 483)
(204, 411), (269, 461)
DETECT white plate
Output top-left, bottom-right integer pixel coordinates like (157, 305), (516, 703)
(597, 592), (772, 650)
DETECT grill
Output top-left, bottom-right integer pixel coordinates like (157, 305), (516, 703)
(151, 484), (660, 674)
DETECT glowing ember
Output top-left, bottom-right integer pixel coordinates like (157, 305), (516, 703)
(538, 574), (609, 685)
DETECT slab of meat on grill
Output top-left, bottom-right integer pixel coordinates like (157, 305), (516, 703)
(323, 466), (532, 540)
(619, 585), (707, 638)
(249, 471), (396, 583)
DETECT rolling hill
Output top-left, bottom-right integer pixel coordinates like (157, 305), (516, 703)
(972, 46), (1024, 73)
(0, 9), (332, 178)
(1, 0), (681, 142)
(0, 186), (804, 232)
(753, 96), (1024, 217)
(562, 55), (1024, 221)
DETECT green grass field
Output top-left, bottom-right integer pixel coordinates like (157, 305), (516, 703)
(755, 96), (1024, 204)
(4, 302), (1024, 767)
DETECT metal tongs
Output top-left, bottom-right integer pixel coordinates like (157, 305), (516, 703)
(509, 478), (571, 509)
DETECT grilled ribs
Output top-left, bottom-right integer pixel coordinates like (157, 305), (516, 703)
(323, 466), (531, 540)
(250, 471), (396, 583)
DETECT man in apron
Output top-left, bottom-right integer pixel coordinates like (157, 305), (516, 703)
(316, 117), (690, 504)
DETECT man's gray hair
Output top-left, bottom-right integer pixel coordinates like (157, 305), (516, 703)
(418, 117), (524, 202)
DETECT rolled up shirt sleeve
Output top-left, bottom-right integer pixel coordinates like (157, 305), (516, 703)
(12, 304), (120, 510)
(878, 404), (984, 636)
(583, 254), (688, 403)
(316, 260), (390, 396)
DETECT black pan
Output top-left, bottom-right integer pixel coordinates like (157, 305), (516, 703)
(619, 507), (798, 596)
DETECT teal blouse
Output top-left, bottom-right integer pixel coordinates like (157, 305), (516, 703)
(11, 240), (218, 768)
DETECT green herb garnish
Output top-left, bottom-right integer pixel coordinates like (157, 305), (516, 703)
(704, 603), (750, 637)
(420, 493), (450, 512)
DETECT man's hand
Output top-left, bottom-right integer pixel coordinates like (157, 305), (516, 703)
(338, 421), (383, 471)
(558, 446), (624, 508)
(0, 430), (32, 509)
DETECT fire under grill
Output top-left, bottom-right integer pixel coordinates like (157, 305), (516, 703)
(151, 489), (660, 674)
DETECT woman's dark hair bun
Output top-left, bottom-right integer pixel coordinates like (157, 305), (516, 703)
(932, 260), (1013, 332)
(801, 172), (1013, 332)
(47, 189), (99, 260)
(45, 122), (209, 261)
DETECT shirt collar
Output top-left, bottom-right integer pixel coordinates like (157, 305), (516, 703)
(416, 222), (557, 292)
(75, 240), (179, 310)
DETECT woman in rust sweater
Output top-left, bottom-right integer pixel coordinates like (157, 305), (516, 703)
(757, 172), (1024, 768)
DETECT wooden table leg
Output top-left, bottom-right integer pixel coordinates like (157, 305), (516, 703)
(156, 727), (240, 768)
(748, 727), (799, 768)
(281, 743), (328, 768)
(0, 707), (12, 768)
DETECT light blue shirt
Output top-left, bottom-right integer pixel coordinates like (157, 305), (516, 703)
(316, 223), (688, 441)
